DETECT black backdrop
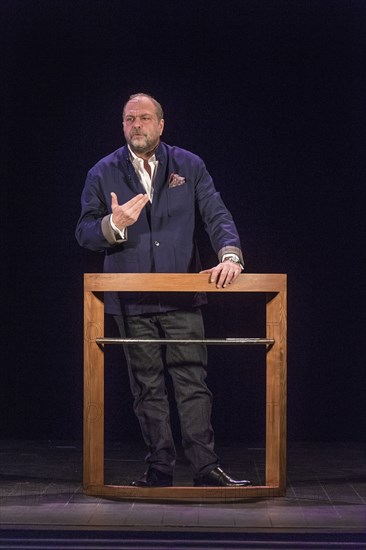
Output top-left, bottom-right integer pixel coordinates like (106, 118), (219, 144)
(2, 0), (365, 444)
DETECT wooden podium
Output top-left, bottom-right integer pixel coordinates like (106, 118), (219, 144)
(83, 273), (287, 501)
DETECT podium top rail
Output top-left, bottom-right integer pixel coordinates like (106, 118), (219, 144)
(84, 273), (286, 293)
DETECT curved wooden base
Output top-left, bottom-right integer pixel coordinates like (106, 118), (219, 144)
(84, 484), (284, 502)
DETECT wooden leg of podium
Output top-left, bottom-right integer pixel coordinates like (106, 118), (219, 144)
(266, 290), (287, 494)
(83, 290), (105, 490)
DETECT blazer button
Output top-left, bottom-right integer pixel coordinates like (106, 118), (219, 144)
(154, 241), (160, 246)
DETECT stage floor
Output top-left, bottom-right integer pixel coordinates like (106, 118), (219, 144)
(0, 440), (365, 546)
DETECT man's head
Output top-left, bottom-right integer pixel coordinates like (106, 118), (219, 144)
(123, 93), (164, 158)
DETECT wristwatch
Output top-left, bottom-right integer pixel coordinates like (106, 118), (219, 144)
(223, 256), (241, 264)
(222, 254), (244, 270)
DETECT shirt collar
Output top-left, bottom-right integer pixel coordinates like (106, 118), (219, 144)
(128, 145), (157, 164)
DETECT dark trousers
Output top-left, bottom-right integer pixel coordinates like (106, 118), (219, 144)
(114, 309), (219, 477)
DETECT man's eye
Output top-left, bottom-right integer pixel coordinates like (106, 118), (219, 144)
(125, 117), (134, 123)
(142, 116), (151, 121)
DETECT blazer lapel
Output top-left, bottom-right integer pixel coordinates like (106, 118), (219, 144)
(119, 146), (146, 195)
(152, 143), (168, 198)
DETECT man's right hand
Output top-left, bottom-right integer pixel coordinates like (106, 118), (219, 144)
(110, 192), (149, 229)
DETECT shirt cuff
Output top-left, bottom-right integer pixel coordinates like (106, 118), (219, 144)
(110, 215), (127, 240)
(101, 215), (127, 244)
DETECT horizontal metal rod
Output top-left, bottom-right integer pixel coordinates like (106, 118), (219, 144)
(96, 338), (274, 345)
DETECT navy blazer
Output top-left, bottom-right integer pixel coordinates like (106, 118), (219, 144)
(76, 142), (243, 315)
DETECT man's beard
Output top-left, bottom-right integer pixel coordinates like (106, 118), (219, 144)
(129, 134), (157, 155)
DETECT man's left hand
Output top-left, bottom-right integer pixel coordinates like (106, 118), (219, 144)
(200, 260), (242, 288)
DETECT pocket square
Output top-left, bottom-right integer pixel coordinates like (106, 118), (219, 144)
(168, 173), (186, 187)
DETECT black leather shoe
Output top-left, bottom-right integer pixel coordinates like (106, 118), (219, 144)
(130, 468), (173, 487)
(194, 466), (251, 487)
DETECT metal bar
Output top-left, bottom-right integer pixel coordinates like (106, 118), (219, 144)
(96, 337), (274, 345)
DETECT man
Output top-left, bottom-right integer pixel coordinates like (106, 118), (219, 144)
(76, 93), (251, 488)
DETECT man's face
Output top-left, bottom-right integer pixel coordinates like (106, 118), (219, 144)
(123, 96), (164, 156)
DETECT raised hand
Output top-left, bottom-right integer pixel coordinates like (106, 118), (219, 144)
(110, 192), (149, 229)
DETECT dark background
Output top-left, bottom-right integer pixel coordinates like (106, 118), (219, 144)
(2, 0), (365, 445)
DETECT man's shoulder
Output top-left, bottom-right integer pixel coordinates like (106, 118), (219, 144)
(89, 146), (127, 175)
(161, 142), (203, 165)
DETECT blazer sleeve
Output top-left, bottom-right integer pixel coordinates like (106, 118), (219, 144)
(194, 158), (244, 265)
(75, 170), (125, 252)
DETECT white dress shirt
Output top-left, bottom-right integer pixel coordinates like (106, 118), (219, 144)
(129, 146), (158, 202)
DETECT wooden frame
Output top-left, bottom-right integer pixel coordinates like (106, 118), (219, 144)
(83, 273), (287, 501)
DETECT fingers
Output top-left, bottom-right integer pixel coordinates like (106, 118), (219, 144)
(128, 194), (150, 214)
(124, 193), (149, 210)
(124, 195), (149, 224)
(110, 192), (148, 211)
(110, 192), (149, 228)
(201, 262), (241, 288)
(110, 192), (119, 211)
